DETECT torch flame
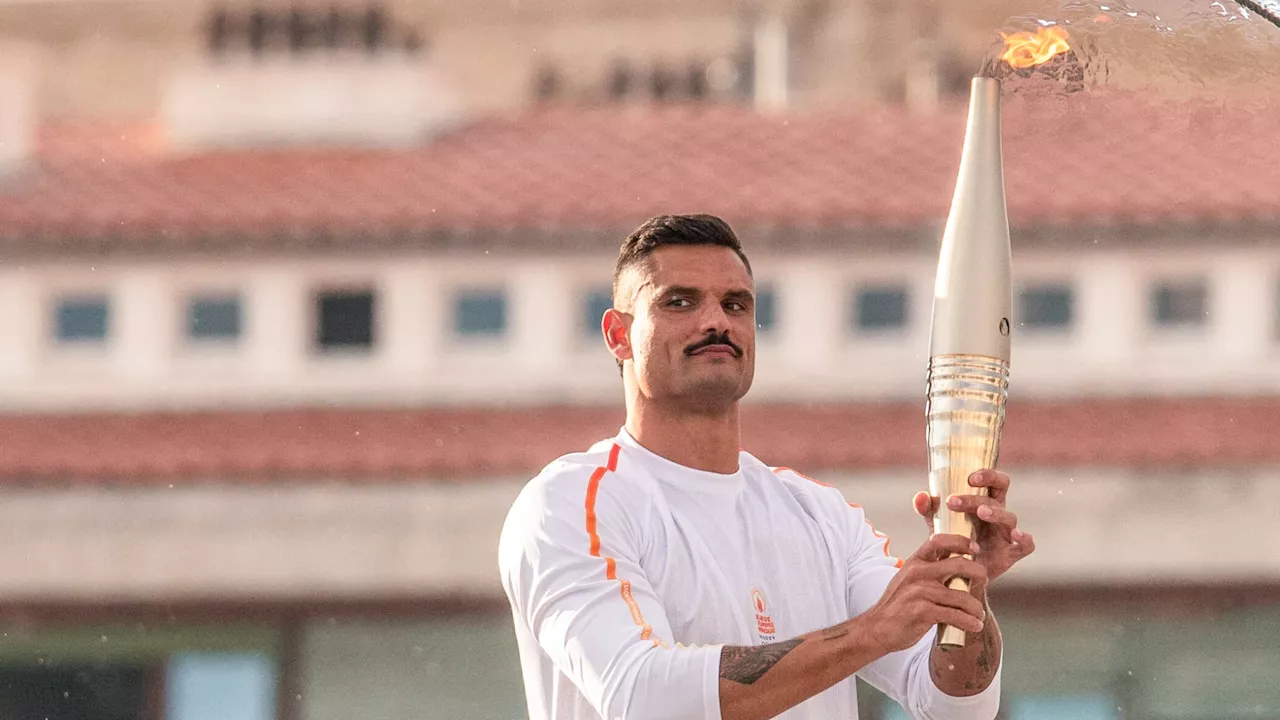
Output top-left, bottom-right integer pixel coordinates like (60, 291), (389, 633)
(999, 26), (1071, 69)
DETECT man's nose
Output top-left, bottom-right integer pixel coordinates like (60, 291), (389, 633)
(697, 302), (731, 335)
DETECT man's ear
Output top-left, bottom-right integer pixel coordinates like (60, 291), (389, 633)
(603, 308), (632, 364)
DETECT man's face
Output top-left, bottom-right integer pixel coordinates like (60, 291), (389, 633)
(614, 244), (757, 412)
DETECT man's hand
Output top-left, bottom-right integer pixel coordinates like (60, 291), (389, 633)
(912, 469), (1036, 584)
(860, 533), (988, 654)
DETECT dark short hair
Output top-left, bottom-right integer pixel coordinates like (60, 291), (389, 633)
(612, 214), (752, 308)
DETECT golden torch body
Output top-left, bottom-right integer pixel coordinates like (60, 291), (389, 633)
(926, 76), (1012, 649)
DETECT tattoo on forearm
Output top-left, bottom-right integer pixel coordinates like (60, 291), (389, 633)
(719, 638), (804, 685)
(975, 626), (996, 681)
(928, 614), (1001, 695)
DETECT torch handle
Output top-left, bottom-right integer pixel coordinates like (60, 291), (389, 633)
(925, 353), (1008, 649)
(939, 576), (974, 647)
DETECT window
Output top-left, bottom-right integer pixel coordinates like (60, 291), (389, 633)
(166, 653), (276, 720)
(1275, 277), (1280, 339)
(315, 289), (375, 351)
(853, 285), (909, 332)
(1019, 283), (1073, 330)
(938, 51), (977, 98)
(650, 65), (676, 99)
(1008, 694), (1117, 720)
(581, 288), (613, 339)
(1150, 280), (1207, 328)
(533, 65), (562, 100)
(208, 6), (424, 57)
(755, 287), (777, 333)
(1275, 277), (1280, 340)
(454, 289), (507, 338)
(607, 59), (634, 98)
(0, 664), (151, 720)
(187, 295), (242, 341)
(55, 295), (110, 343)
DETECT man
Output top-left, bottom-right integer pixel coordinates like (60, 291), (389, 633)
(498, 215), (1035, 720)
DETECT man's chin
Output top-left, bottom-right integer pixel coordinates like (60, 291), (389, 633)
(673, 374), (752, 410)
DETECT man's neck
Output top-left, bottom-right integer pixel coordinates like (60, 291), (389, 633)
(624, 399), (742, 474)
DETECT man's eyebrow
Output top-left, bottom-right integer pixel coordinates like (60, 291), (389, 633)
(653, 284), (703, 297)
(651, 286), (755, 301)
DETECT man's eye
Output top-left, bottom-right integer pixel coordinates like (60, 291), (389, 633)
(668, 298), (692, 307)
(726, 301), (747, 312)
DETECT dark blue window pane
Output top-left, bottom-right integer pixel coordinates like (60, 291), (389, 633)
(755, 288), (776, 332)
(582, 288), (613, 338)
(0, 665), (148, 719)
(455, 290), (507, 337)
(1019, 285), (1073, 329)
(854, 286), (908, 330)
(316, 290), (375, 350)
(55, 296), (109, 342)
(188, 296), (242, 340)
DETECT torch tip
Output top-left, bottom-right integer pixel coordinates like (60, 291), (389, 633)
(976, 55), (1003, 80)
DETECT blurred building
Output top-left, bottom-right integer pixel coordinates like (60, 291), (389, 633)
(0, 0), (1086, 127)
(1, 1), (1280, 720)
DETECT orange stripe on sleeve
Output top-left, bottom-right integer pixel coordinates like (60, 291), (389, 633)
(585, 466), (606, 559)
(850, 502), (901, 565)
(584, 443), (656, 643)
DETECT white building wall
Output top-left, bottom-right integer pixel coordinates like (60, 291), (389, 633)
(247, 264), (310, 380)
(161, 53), (462, 150)
(0, 269), (41, 378)
(2, 244), (1280, 411)
(0, 465), (1274, 602)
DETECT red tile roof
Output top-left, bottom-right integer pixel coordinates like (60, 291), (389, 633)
(1, 396), (1276, 484)
(2, 90), (1278, 253)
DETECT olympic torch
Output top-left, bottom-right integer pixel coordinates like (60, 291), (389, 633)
(925, 73), (1012, 649)
(924, 25), (1074, 648)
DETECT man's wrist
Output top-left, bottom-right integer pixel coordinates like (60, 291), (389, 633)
(969, 578), (990, 604)
(837, 614), (893, 669)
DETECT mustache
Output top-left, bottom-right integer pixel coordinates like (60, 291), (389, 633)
(684, 332), (743, 357)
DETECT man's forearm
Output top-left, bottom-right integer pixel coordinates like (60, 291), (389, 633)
(717, 617), (884, 720)
(928, 587), (1002, 696)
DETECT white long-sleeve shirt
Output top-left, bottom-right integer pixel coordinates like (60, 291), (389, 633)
(497, 428), (1002, 720)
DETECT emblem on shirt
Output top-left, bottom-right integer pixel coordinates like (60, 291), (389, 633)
(751, 588), (776, 641)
